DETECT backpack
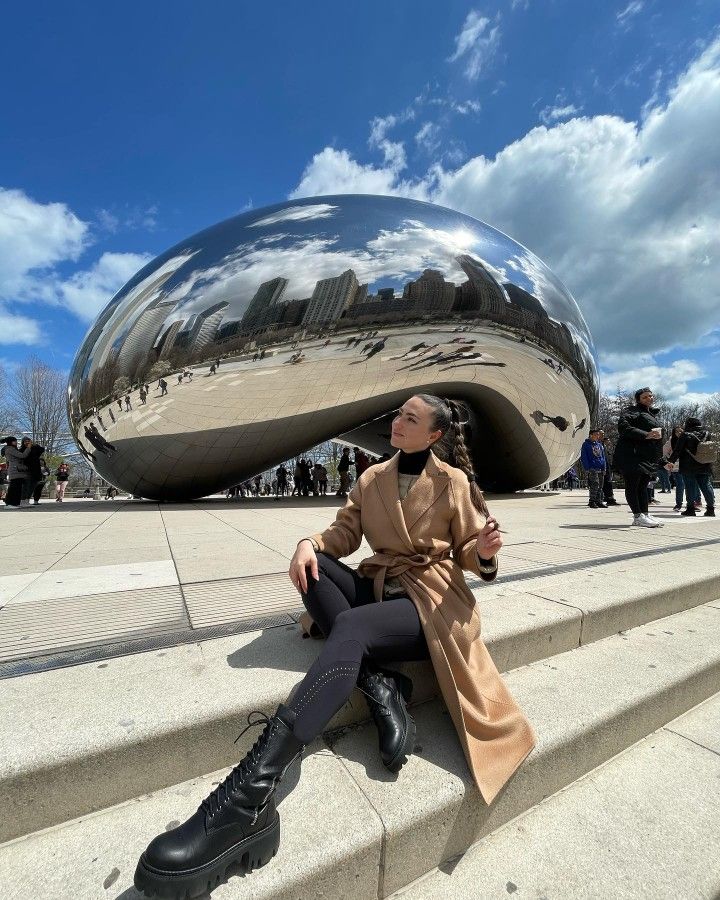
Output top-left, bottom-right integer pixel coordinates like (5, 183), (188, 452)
(688, 432), (718, 465)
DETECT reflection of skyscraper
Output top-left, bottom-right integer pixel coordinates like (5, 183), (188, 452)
(352, 283), (369, 306)
(403, 269), (455, 313)
(454, 255), (510, 316)
(504, 283), (547, 319)
(302, 269), (359, 327)
(155, 319), (185, 358)
(192, 302), (228, 353)
(116, 302), (174, 375)
(241, 277), (288, 332)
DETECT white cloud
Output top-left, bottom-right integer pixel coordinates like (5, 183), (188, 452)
(599, 359), (704, 401)
(0, 187), (88, 300)
(368, 114), (408, 173)
(57, 252), (152, 321)
(415, 122), (442, 154)
(0, 310), (43, 345)
(0, 186), (152, 337)
(290, 36), (720, 362)
(447, 11), (502, 81)
(539, 103), (582, 124)
(249, 203), (338, 227)
(617, 1), (644, 27)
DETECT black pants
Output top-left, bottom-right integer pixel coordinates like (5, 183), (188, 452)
(288, 553), (429, 744)
(5, 478), (25, 506)
(623, 471), (650, 515)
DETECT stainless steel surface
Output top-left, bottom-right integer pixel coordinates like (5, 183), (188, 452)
(68, 194), (599, 499)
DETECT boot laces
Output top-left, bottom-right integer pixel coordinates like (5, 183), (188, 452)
(201, 711), (271, 816)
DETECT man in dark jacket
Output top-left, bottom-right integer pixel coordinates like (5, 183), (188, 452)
(665, 416), (715, 516)
(21, 437), (47, 506)
(580, 429), (607, 508)
(613, 387), (664, 527)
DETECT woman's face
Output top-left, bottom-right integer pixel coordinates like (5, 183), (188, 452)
(638, 390), (654, 406)
(674, 426), (684, 437)
(391, 396), (443, 452)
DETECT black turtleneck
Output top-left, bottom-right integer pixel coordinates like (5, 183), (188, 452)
(398, 446), (431, 475)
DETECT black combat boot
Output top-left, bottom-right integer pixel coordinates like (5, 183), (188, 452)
(680, 506), (697, 516)
(357, 662), (416, 773)
(704, 506), (715, 517)
(134, 704), (304, 899)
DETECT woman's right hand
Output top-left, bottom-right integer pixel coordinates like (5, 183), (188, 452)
(289, 540), (319, 593)
(646, 427), (662, 440)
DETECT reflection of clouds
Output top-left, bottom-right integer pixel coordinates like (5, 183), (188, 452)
(157, 219), (508, 321)
(248, 204), (339, 227)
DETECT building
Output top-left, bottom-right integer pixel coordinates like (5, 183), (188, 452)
(454, 255), (511, 318)
(191, 303), (228, 353)
(241, 277), (288, 332)
(115, 302), (174, 377)
(402, 269), (456, 314)
(155, 319), (186, 359)
(302, 269), (359, 328)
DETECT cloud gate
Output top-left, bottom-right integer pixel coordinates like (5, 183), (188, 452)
(68, 194), (599, 500)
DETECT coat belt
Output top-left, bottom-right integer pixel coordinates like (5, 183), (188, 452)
(358, 550), (453, 602)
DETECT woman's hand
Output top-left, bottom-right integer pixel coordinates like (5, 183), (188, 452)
(289, 539), (319, 593)
(476, 517), (502, 560)
(646, 427), (662, 440)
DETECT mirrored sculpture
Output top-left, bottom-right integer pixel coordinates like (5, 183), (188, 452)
(68, 195), (599, 499)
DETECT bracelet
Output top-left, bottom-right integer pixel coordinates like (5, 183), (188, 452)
(298, 537), (320, 552)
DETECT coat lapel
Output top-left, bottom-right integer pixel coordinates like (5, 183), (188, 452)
(375, 453), (415, 552)
(402, 450), (450, 533)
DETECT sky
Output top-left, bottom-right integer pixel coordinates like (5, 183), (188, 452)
(1, 0), (719, 404)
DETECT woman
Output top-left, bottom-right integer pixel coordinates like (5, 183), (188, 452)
(21, 436), (46, 506)
(665, 416), (715, 517)
(663, 426), (693, 512)
(613, 388), (665, 527)
(2, 436), (32, 509)
(134, 395), (536, 899)
(55, 462), (70, 502)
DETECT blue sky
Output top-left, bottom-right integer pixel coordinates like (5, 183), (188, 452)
(1, 0), (719, 403)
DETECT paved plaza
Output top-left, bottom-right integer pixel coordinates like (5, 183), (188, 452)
(1, 489), (719, 677)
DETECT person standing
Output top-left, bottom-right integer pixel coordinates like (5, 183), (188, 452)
(663, 426), (693, 512)
(664, 416), (715, 517)
(32, 456), (50, 504)
(139, 388), (147, 405)
(125, 394), (132, 411)
(598, 430), (619, 505)
(55, 462), (70, 502)
(580, 428), (606, 508)
(2, 436), (32, 509)
(613, 388), (664, 527)
(276, 464), (288, 498)
(159, 378), (168, 396)
(0, 461), (7, 502)
(337, 447), (351, 497)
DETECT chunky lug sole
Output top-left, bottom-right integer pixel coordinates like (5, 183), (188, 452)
(382, 669), (416, 774)
(134, 815), (280, 899)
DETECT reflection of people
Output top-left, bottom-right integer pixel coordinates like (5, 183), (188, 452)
(336, 447), (351, 497)
(134, 394), (533, 898)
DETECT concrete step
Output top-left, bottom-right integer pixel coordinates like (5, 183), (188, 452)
(1, 600), (718, 899)
(4, 555), (720, 843)
(389, 693), (720, 900)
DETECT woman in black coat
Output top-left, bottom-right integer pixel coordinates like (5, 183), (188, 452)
(665, 416), (715, 517)
(613, 387), (664, 527)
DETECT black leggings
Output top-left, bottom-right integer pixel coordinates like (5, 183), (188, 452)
(623, 471), (651, 515)
(287, 553), (429, 744)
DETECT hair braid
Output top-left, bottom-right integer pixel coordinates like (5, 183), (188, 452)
(414, 393), (491, 519)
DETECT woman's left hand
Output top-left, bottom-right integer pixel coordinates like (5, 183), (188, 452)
(476, 517), (502, 560)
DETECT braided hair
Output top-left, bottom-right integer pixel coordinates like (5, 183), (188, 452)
(415, 393), (490, 519)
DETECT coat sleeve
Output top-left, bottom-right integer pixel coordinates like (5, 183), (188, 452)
(310, 478), (364, 559)
(449, 477), (498, 583)
(667, 433), (687, 464)
(618, 412), (647, 441)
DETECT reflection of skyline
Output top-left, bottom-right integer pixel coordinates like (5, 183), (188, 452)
(70, 196), (598, 417)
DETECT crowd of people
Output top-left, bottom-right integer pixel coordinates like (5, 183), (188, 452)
(0, 437), (72, 508)
(224, 446), (393, 501)
(577, 387), (716, 527)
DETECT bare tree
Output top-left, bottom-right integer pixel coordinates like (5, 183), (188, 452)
(13, 356), (69, 454)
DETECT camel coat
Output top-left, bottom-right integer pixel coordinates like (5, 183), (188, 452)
(309, 450), (536, 805)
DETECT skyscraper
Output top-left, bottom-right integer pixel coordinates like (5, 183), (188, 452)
(191, 302), (229, 353)
(155, 319), (186, 359)
(302, 269), (359, 327)
(241, 277), (288, 332)
(454, 255), (510, 318)
(115, 303), (174, 376)
(402, 269), (456, 313)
